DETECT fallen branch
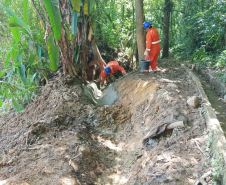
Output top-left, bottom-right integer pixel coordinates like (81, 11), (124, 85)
(192, 139), (207, 158)
(166, 121), (184, 129)
(144, 121), (185, 141)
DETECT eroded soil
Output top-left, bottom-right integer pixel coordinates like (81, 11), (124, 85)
(0, 59), (215, 185)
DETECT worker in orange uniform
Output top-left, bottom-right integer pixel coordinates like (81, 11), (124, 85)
(100, 61), (127, 89)
(143, 21), (161, 71)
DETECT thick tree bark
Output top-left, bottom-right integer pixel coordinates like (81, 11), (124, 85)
(162, 0), (171, 58)
(135, 0), (145, 67)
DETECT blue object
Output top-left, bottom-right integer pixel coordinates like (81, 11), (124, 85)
(140, 55), (150, 72)
(104, 66), (111, 74)
(143, 21), (152, 29)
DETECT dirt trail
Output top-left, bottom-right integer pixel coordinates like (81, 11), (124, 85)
(0, 59), (215, 185)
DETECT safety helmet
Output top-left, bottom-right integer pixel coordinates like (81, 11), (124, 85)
(104, 66), (111, 74)
(143, 21), (152, 29)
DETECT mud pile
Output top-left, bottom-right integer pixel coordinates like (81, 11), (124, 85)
(0, 60), (215, 185)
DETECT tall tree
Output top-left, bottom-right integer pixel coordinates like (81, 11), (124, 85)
(135, 0), (145, 66)
(162, 0), (172, 58)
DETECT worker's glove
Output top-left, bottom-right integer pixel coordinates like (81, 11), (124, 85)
(144, 50), (148, 56)
(100, 84), (105, 90)
(123, 74), (127, 77)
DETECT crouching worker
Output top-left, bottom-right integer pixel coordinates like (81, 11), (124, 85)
(100, 61), (127, 89)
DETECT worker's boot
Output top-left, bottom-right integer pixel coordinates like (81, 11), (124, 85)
(148, 66), (153, 72)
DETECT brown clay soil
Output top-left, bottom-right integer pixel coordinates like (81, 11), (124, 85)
(0, 59), (215, 185)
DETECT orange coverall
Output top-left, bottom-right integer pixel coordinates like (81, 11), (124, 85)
(145, 27), (161, 70)
(101, 61), (126, 84)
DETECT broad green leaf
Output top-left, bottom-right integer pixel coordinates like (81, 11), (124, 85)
(23, 0), (28, 25)
(12, 62), (21, 67)
(0, 99), (2, 107)
(0, 89), (3, 96)
(6, 50), (12, 66)
(10, 16), (21, 43)
(17, 53), (22, 63)
(43, 0), (61, 41)
(12, 47), (19, 62)
(36, 45), (41, 61)
(28, 53), (36, 65)
(6, 68), (15, 77)
(0, 71), (4, 78)
(4, 0), (12, 6)
(71, 11), (78, 35)
(89, 0), (95, 14)
(47, 32), (59, 71)
(5, 43), (19, 67)
(12, 98), (23, 112)
(22, 41), (27, 50)
(2, 6), (30, 32)
(20, 64), (27, 85)
(28, 39), (33, 51)
(71, 0), (81, 12)
(30, 72), (37, 83)
(9, 23), (22, 27)
(84, 0), (89, 15)
(41, 70), (48, 83)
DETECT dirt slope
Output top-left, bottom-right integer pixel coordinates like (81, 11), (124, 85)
(0, 59), (215, 185)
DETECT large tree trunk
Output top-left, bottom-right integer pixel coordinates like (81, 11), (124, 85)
(162, 0), (172, 58)
(135, 0), (145, 67)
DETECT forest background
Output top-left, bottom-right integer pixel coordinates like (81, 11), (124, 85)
(0, 0), (226, 112)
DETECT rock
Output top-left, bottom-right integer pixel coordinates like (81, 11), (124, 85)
(187, 96), (199, 108)
(166, 83), (178, 90)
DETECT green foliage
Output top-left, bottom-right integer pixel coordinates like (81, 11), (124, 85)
(172, 0), (226, 69)
(2, 6), (30, 32)
(4, 0), (13, 6)
(94, 0), (137, 51)
(89, 0), (95, 15)
(71, 0), (82, 12)
(23, 0), (29, 25)
(12, 98), (23, 112)
(210, 154), (223, 183)
(215, 49), (226, 68)
(1, 2), (49, 112)
(71, 11), (78, 35)
(47, 32), (59, 71)
(10, 17), (21, 43)
(43, 0), (62, 41)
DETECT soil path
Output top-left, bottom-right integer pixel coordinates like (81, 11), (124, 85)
(0, 59), (216, 185)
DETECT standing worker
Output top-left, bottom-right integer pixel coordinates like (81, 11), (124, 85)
(143, 21), (161, 72)
(100, 61), (127, 89)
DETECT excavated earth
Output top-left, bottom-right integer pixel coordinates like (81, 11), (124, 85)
(0, 59), (217, 185)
